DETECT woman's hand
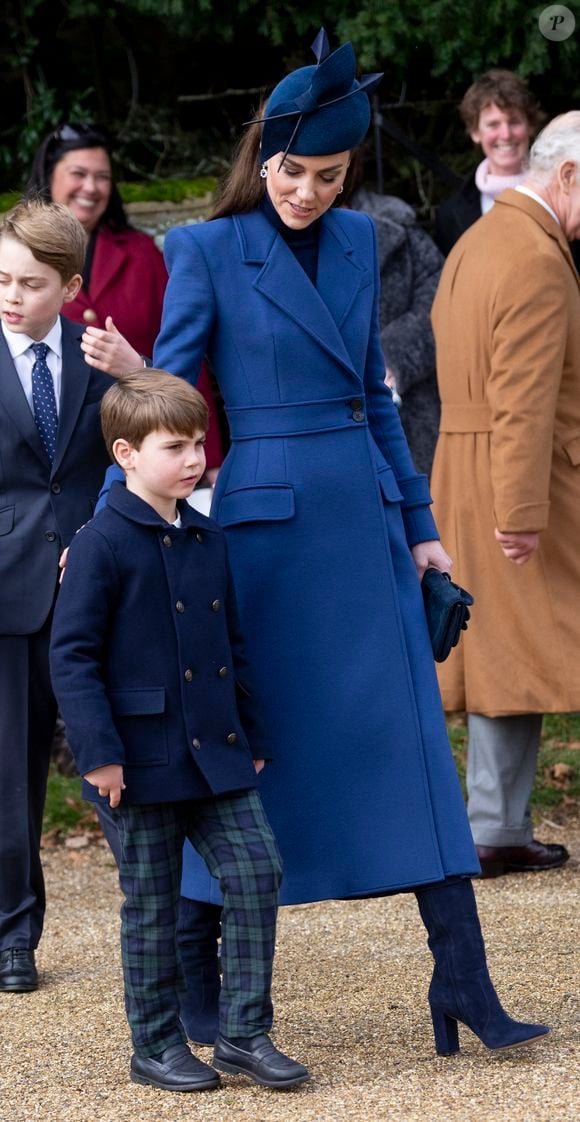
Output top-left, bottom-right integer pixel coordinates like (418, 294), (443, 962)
(411, 539), (452, 582)
(81, 316), (142, 376)
(494, 528), (539, 565)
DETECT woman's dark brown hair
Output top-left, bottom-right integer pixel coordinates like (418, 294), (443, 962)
(460, 70), (545, 135)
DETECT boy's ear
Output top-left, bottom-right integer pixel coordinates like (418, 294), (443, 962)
(63, 273), (83, 303)
(112, 438), (136, 471)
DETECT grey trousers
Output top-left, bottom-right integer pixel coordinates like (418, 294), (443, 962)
(466, 713), (543, 846)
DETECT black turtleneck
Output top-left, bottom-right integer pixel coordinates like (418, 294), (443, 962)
(260, 192), (321, 286)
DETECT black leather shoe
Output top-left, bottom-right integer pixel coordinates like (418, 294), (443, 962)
(130, 1043), (220, 1091)
(213, 1033), (310, 1089)
(477, 840), (570, 878)
(0, 949), (38, 992)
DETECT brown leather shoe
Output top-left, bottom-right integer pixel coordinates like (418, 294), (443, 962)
(476, 840), (570, 878)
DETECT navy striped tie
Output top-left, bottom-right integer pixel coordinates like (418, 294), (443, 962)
(31, 342), (58, 461)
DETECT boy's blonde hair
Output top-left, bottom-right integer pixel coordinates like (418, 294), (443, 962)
(0, 198), (86, 281)
(100, 369), (209, 461)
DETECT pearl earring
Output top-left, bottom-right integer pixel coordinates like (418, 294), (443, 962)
(260, 163), (268, 179)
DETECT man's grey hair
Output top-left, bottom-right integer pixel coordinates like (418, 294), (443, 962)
(527, 111), (580, 184)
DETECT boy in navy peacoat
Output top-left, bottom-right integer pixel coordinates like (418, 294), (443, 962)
(49, 369), (308, 1094)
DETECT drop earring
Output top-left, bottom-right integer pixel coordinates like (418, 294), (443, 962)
(337, 185), (344, 194)
(260, 163), (268, 179)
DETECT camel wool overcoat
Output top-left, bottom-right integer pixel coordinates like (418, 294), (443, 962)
(431, 189), (580, 716)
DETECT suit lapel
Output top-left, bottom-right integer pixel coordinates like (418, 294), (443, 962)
(236, 209), (367, 378)
(0, 329), (50, 466)
(53, 318), (91, 473)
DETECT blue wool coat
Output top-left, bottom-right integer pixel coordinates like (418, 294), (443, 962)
(149, 205), (479, 902)
(49, 483), (259, 805)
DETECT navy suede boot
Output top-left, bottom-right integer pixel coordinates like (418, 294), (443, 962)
(177, 898), (222, 1046)
(415, 878), (550, 1055)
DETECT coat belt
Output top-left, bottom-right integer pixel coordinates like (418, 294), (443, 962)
(226, 396), (368, 440)
(439, 403), (492, 432)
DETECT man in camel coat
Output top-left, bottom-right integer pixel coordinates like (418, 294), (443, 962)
(430, 112), (580, 877)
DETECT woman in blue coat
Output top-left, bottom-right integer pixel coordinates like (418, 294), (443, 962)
(130, 32), (548, 1057)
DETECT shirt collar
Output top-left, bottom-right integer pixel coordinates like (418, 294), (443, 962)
(515, 185), (561, 227)
(1, 316), (63, 360)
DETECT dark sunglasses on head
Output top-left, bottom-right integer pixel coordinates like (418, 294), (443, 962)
(51, 122), (110, 146)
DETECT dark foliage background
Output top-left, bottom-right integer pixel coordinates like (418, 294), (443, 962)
(2, 1), (580, 218)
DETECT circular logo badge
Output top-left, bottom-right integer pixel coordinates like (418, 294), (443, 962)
(539, 4), (575, 40)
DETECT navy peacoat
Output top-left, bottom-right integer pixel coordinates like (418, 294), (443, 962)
(49, 483), (260, 806)
(150, 205), (479, 902)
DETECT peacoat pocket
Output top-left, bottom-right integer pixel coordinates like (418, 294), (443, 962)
(109, 687), (168, 767)
(561, 432), (580, 466)
(217, 484), (295, 526)
(376, 465), (404, 504)
(0, 505), (15, 535)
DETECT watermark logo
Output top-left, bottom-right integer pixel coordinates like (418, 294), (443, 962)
(539, 4), (576, 40)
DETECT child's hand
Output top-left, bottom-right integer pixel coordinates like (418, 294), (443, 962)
(254, 759), (265, 774)
(81, 316), (142, 377)
(58, 546), (69, 584)
(84, 764), (126, 807)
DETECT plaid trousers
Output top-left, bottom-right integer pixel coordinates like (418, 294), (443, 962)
(112, 789), (282, 1056)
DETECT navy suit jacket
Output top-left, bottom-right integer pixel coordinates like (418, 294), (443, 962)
(49, 483), (261, 805)
(0, 316), (114, 636)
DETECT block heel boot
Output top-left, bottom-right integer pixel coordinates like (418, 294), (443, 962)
(177, 898), (222, 1046)
(415, 878), (550, 1055)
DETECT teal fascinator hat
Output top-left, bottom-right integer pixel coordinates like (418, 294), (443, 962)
(254, 29), (383, 161)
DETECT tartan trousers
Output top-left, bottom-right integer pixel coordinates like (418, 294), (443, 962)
(112, 788), (282, 1056)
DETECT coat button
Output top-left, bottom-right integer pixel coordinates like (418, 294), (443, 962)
(211, 599), (221, 612)
(218, 666), (229, 678)
(352, 409), (365, 422)
(350, 398), (363, 409)
(163, 535), (172, 547)
(83, 308), (98, 323)
(192, 738), (201, 750)
(175, 600), (185, 613)
(51, 481), (61, 494)
(226, 732), (237, 745)
(184, 668), (193, 682)
(45, 530), (57, 542)
(196, 532), (203, 543)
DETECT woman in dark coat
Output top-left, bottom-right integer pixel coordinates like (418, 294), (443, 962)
(103, 31), (549, 1059)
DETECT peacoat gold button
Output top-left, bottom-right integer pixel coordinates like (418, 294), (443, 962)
(218, 666), (229, 678)
(192, 738), (201, 749)
(184, 668), (193, 682)
(175, 600), (185, 613)
(226, 732), (237, 745)
(196, 532), (203, 543)
(211, 599), (221, 612)
(83, 308), (98, 323)
(163, 534), (172, 547)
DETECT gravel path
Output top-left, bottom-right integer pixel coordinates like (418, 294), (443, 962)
(0, 813), (578, 1122)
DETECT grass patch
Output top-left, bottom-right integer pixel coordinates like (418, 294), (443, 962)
(43, 767), (97, 840)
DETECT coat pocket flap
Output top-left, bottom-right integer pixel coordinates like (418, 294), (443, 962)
(109, 687), (166, 717)
(0, 506), (15, 536)
(218, 484), (295, 526)
(377, 467), (403, 504)
(562, 433), (580, 466)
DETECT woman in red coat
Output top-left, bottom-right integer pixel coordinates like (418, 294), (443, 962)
(27, 122), (223, 471)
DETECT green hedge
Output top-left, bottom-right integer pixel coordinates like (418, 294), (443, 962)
(0, 177), (217, 216)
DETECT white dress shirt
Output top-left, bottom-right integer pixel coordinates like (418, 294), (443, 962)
(515, 185), (561, 227)
(1, 317), (63, 415)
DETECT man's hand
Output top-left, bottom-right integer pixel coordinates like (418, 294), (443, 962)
(411, 539), (453, 582)
(494, 528), (540, 565)
(84, 764), (125, 807)
(81, 316), (142, 376)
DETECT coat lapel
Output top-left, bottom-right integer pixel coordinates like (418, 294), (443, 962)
(87, 227), (127, 302)
(53, 318), (91, 473)
(236, 209), (368, 378)
(0, 329), (49, 466)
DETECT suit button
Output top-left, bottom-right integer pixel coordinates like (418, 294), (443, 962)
(175, 600), (185, 613)
(218, 666), (228, 678)
(184, 669), (193, 682)
(45, 531), (57, 542)
(196, 532), (203, 543)
(83, 308), (98, 323)
(352, 409), (365, 422)
(51, 482), (61, 494)
(211, 599), (221, 612)
(192, 738), (201, 750)
(226, 732), (237, 745)
(350, 398), (363, 409)
(163, 535), (172, 547)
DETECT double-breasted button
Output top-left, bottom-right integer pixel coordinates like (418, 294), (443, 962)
(83, 308), (98, 324)
(163, 534), (172, 547)
(226, 732), (237, 745)
(196, 532), (203, 543)
(350, 398), (363, 410)
(192, 738), (201, 750)
(211, 599), (221, 612)
(45, 530), (57, 542)
(184, 668), (193, 682)
(218, 666), (229, 678)
(51, 481), (61, 494)
(175, 600), (185, 613)
(352, 409), (365, 422)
